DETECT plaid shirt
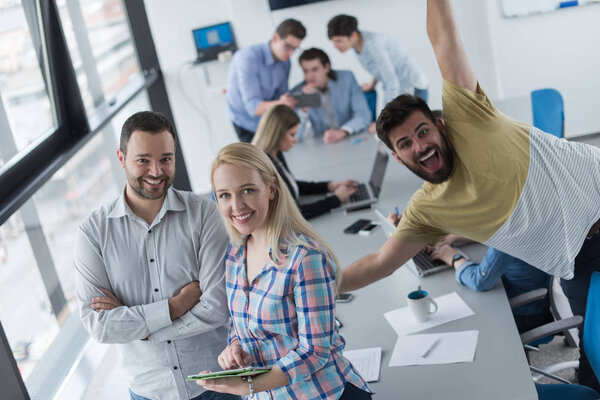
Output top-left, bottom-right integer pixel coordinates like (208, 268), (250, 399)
(226, 235), (373, 399)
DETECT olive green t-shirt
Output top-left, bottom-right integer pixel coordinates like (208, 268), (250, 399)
(394, 79), (531, 245)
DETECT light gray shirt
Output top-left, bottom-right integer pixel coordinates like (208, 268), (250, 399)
(356, 31), (428, 103)
(74, 188), (230, 400)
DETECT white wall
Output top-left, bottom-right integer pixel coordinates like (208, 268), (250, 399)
(143, 0), (600, 192)
(484, 0), (600, 138)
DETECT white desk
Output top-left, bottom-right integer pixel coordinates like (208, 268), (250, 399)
(288, 135), (538, 400)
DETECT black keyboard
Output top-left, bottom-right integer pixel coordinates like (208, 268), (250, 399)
(412, 250), (452, 277)
(350, 183), (370, 202)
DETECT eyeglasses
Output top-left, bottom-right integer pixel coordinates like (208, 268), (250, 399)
(282, 41), (299, 52)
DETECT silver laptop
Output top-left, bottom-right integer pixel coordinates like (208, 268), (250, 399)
(334, 143), (389, 211)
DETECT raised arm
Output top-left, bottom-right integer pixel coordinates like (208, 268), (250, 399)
(340, 236), (424, 292)
(427, 0), (477, 92)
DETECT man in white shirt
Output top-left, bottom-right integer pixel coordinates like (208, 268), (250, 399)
(74, 111), (238, 400)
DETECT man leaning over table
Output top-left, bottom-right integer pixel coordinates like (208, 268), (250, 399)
(340, 0), (600, 392)
(73, 111), (239, 400)
(226, 19), (305, 142)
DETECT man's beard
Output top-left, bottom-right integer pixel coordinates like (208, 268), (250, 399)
(401, 137), (455, 184)
(127, 174), (171, 200)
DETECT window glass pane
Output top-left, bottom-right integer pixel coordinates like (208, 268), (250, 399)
(0, 210), (60, 381)
(0, 90), (149, 385)
(57, 0), (141, 114)
(0, 1), (57, 163)
(35, 91), (150, 314)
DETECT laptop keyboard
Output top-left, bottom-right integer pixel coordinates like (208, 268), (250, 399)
(350, 183), (370, 202)
(412, 250), (452, 277)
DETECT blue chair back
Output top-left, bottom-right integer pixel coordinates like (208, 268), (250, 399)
(364, 90), (377, 122)
(584, 271), (600, 379)
(531, 88), (564, 138)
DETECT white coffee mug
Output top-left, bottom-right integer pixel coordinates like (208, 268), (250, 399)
(407, 289), (438, 322)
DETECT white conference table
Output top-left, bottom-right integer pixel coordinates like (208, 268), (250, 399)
(286, 134), (538, 400)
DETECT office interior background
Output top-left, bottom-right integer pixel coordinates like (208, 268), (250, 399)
(0, 0), (599, 398)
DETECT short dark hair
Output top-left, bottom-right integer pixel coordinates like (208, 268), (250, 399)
(327, 15), (358, 38)
(120, 111), (177, 154)
(275, 19), (306, 40)
(299, 48), (337, 81)
(376, 95), (436, 151)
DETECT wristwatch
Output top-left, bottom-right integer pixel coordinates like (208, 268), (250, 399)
(451, 253), (466, 268)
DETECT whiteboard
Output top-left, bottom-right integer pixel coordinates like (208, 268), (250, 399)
(501, 0), (598, 18)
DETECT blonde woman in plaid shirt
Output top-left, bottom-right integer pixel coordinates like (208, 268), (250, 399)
(197, 143), (372, 399)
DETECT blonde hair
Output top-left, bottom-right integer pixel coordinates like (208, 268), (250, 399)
(252, 105), (300, 155)
(211, 142), (341, 290)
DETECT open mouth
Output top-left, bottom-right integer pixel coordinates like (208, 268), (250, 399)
(232, 212), (253, 224)
(418, 148), (441, 172)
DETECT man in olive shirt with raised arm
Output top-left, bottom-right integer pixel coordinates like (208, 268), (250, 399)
(74, 112), (238, 400)
(341, 0), (600, 391)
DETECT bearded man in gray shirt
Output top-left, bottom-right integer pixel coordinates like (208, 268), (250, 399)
(73, 111), (238, 400)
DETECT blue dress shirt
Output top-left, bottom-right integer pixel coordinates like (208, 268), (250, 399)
(291, 70), (371, 139)
(226, 41), (290, 132)
(455, 248), (550, 316)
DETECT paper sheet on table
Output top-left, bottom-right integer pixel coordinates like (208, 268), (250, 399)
(389, 330), (479, 367)
(343, 347), (382, 382)
(384, 292), (474, 336)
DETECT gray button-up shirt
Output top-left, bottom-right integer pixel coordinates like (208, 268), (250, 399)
(74, 188), (230, 400)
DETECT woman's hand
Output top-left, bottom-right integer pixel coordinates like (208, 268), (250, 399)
(196, 375), (249, 396)
(332, 180), (358, 203)
(218, 340), (253, 370)
(386, 212), (401, 227)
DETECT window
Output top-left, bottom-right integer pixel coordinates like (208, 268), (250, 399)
(0, 1), (57, 164)
(57, 0), (140, 114)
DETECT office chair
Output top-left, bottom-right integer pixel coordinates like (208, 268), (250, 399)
(533, 272), (600, 399)
(363, 90), (377, 122)
(521, 278), (580, 383)
(531, 88), (565, 138)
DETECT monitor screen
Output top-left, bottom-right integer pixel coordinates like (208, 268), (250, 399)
(192, 22), (237, 62)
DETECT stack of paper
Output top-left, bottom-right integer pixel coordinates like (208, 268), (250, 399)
(383, 292), (479, 367)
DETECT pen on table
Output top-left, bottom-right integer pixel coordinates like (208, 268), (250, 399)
(421, 339), (441, 358)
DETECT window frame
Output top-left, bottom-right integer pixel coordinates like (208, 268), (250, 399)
(0, 0), (190, 398)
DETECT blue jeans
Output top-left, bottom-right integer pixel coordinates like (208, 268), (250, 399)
(130, 389), (240, 400)
(561, 232), (600, 392)
(338, 383), (373, 400)
(414, 87), (429, 104)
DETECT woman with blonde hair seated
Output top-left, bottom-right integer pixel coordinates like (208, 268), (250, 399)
(252, 104), (358, 219)
(197, 142), (373, 399)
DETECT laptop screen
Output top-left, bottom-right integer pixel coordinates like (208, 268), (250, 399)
(369, 143), (389, 197)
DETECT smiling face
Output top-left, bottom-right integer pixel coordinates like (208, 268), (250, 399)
(213, 163), (276, 238)
(117, 129), (175, 201)
(278, 123), (299, 153)
(389, 111), (455, 184)
(271, 33), (302, 62)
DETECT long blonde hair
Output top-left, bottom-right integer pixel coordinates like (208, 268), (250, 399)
(210, 142), (341, 289)
(252, 105), (300, 154)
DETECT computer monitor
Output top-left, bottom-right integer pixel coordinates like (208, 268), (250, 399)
(191, 22), (237, 63)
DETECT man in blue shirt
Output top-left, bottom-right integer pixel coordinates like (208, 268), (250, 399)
(431, 235), (552, 334)
(327, 15), (428, 134)
(291, 48), (371, 143)
(226, 19), (305, 142)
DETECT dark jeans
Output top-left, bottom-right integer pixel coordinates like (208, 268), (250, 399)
(232, 123), (255, 143)
(338, 383), (373, 400)
(560, 232), (600, 392)
(514, 308), (554, 335)
(130, 389), (240, 400)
